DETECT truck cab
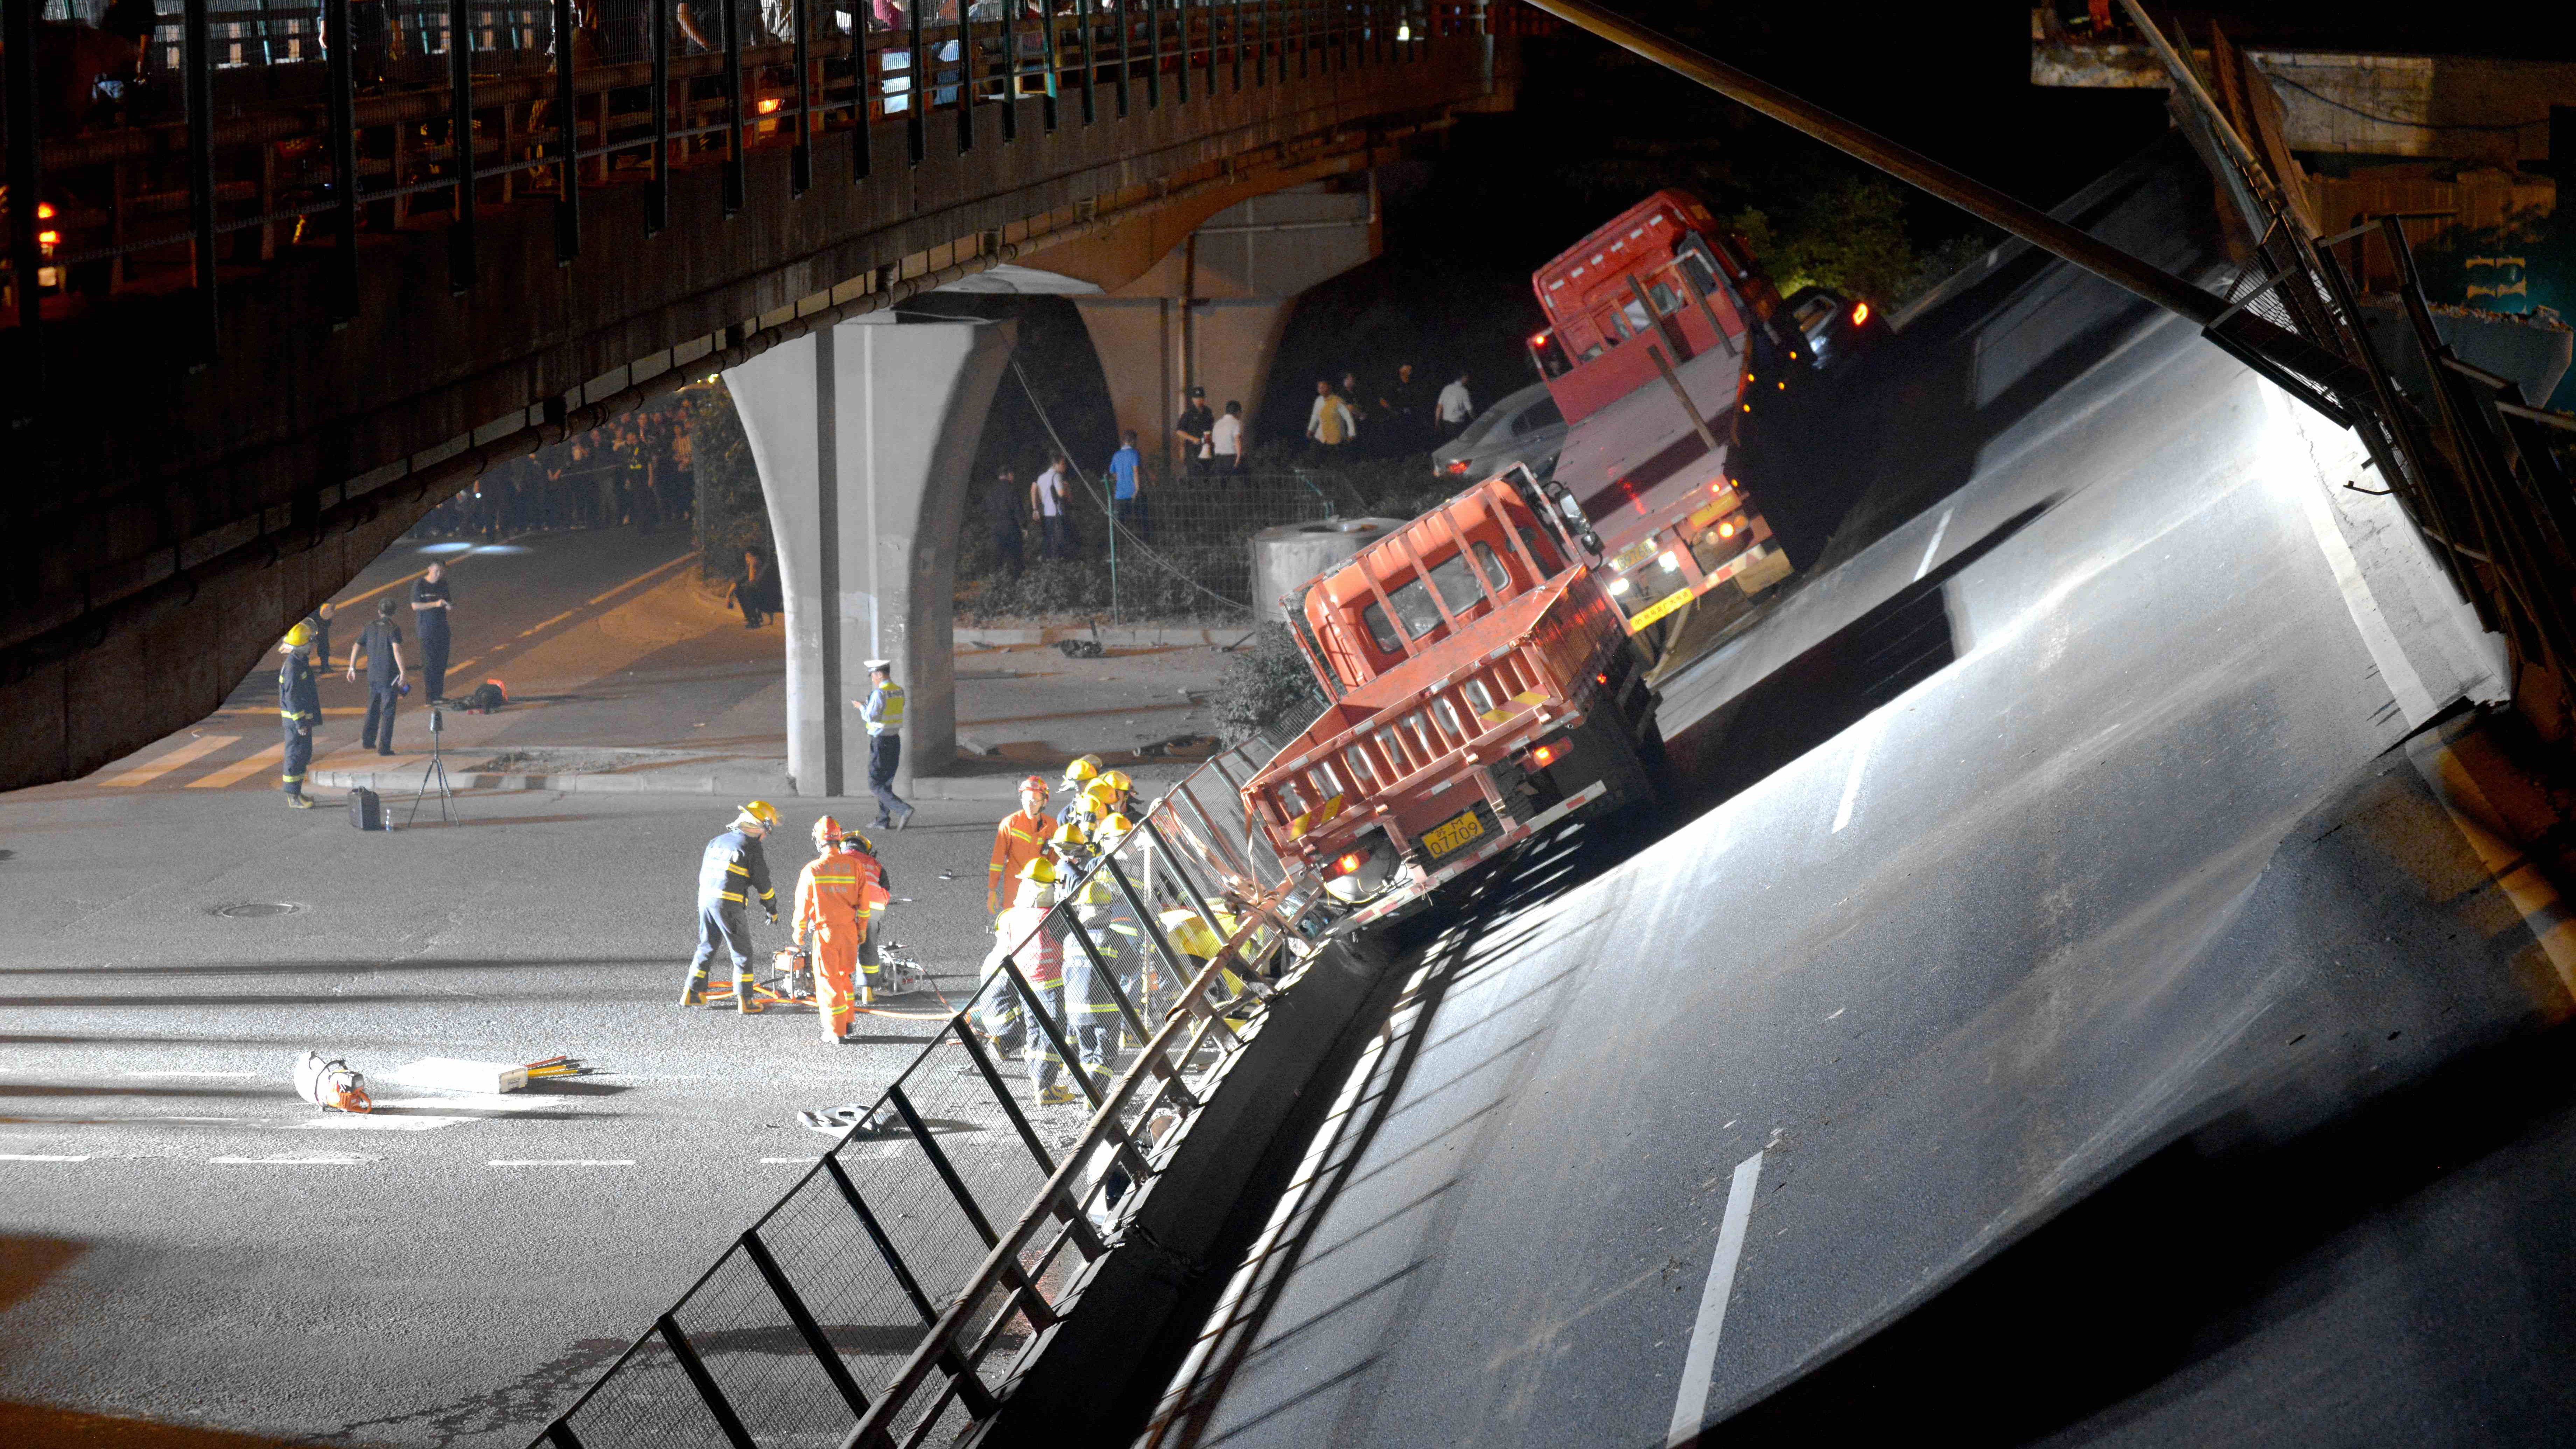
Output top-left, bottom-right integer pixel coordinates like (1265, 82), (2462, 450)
(1249, 471), (1662, 927)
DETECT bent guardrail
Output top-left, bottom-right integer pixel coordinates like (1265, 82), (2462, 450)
(527, 740), (1327, 1449)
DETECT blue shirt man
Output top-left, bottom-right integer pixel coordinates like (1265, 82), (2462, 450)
(1107, 439), (1142, 500)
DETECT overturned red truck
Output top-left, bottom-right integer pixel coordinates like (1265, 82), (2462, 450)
(1249, 470), (1664, 927)
(1244, 189), (1816, 922)
(1526, 187), (1804, 640)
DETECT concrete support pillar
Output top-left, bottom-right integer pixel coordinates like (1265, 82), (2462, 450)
(727, 314), (1018, 796)
(1074, 296), (1300, 478)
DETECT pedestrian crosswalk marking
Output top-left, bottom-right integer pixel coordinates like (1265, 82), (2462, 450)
(188, 742), (287, 789)
(105, 735), (240, 786)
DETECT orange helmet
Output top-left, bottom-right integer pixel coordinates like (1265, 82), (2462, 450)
(811, 813), (842, 845)
(1019, 774), (1051, 798)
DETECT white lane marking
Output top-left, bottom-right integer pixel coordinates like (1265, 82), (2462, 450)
(289, 1115), (477, 1132)
(1830, 713), (1890, 834)
(489, 1158), (634, 1167)
(125, 1070), (261, 1078)
(1, 1153), (92, 1162)
(187, 742), (285, 790)
(516, 609), (578, 638)
(370, 1094), (551, 1113)
(105, 735), (241, 787)
(1668, 1150), (1766, 1448)
(1913, 507), (1954, 582)
(2263, 385), (2436, 726)
(762, 1157), (819, 1164)
(210, 1154), (375, 1165)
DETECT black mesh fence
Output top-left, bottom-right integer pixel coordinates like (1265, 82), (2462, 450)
(534, 740), (1320, 1448)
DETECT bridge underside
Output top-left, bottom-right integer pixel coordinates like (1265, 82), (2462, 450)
(0, 33), (1513, 789)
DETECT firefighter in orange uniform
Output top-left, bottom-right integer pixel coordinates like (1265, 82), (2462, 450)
(987, 775), (1056, 922)
(794, 816), (892, 1042)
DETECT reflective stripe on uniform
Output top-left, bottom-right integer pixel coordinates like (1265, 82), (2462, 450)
(727, 863), (750, 876)
(719, 890), (744, 903)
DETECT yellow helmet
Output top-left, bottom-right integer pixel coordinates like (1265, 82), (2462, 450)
(1061, 756), (1101, 788)
(842, 830), (876, 855)
(1100, 769), (1134, 793)
(1018, 857), (1060, 883)
(1052, 819), (1090, 848)
(1099, 812), (1135, 839)
(740, 800), (782, 828)
(282, 622), (314, 649)
(1084, 777), (1121, 806)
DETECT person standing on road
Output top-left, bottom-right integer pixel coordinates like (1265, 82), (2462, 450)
(1211, 401), (1247, 475)
(973, 858), (1076, 1106)
(345, 597), (408, 757)
(1107, 431), (1151, 542)
(278, 622), (322, 810)
(1436, 370), (1475, 441)
(984, 463), (1027, 578)
(1307, 379), (1357, 457)
(410, 561), (454, 704)
(852, 661), (915, 831)
(1174, 385), (1216, 478)
(302, 600), (337, 671)
(794, 816), (891, 1040)
(988, 775), (1055, 922)
(1030, 454), (1074, 560)
(681, 801), (781, 1009)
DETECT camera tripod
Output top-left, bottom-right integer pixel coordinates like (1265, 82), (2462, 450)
(407, 705), (455, 825)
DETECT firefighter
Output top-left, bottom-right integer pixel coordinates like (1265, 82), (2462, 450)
(278, 623), (323, 809)
(973, 857), (1077, 1105)
(1160, 896), (1261, 1026)
(794, 817), (893, 1041)
(1091, 811), (1152, 1037)
(680, 801), (780, 1010)
(987, 775), (1056, 922)
(1053, 819), (1126, 1078)
(1057, 755), (1103, 820)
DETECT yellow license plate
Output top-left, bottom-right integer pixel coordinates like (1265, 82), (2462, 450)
(1626, 585), (1695, 632)
(1423, 809), (1486, 858)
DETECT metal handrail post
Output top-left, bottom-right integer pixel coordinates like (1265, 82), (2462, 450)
(999, 951), (1107, 1110)
(649, 0), (670, 228)
(997, 0), (1017, 141)
(791, 0), (812, 191)
(720, 0), (745, 212)
(447, 0), (479, 288)
(551, 0), (581, 254)
(5, 0), (43, 378)
(905, 0), (925, 162)
(957, 4), (976, 152)
(656, 1314), (759, 1449)
(183, 0), (218, 359)
(951, 1016), (1060, 1175)
(738, 1227), (874, 1415)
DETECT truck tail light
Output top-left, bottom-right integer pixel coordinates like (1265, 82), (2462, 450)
(1658, 551), (1680, 572)
(1717, 519), (1736, 539)
(1851, 301), (1870, 325)
(1608, 577), (1632, 597)
(1446, 459), (1470, 474)
(1334, 850), (1368, 876)
(1530, 740), (1567, 768)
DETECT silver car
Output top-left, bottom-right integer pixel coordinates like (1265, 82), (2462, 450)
(1429, 381), (1568, 484)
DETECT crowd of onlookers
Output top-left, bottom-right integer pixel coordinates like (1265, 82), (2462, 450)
(411, 408), (696, 540)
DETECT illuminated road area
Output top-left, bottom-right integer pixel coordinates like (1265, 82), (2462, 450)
(1149, 210), (2576, 1440)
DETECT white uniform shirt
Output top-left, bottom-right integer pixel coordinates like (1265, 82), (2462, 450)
(1436, 380), (1474, 424)
(1033, 467), (1067, 517)
(1211, 413), (1244, 458)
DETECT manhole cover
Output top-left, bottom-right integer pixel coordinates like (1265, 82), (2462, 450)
(211, 902), (305, 918)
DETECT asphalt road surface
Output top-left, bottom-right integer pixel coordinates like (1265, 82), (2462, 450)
(0, 774), (1108, 1446)
(1144, 160), (2574, 1445)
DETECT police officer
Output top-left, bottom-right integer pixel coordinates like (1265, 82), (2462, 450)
(345, 597), (408, 756)
(681, 801), (780, 1010)
(278, 623), (322, 809)
(850, 660), (915, 832)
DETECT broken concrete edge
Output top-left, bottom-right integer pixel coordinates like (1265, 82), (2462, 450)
(957, 625), (1258, 649)
(964, 932), (1405, 1449)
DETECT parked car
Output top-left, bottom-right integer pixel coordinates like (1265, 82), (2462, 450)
(1430, 382), (1569, 483)
(1785, 284), (1886, 370)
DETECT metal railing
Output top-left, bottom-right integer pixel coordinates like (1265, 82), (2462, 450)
(4, 0), (1493, 357)
(527, 738), (1325, 1448)
(2119, 3), (2576, 720)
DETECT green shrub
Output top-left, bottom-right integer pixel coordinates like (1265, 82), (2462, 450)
(1214, 623), (1328, 747)
(683, 381), (775, 581)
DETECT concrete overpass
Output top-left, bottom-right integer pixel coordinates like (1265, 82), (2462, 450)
(0, 5), (1521, 790)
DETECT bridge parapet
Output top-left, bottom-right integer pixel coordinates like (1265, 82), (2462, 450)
(0, 0), (1520, 787)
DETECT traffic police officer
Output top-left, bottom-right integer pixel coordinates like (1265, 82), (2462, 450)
(681, 801), (780, 1010)
(850, 660), (914, 831)
(278, 623), (322, 808)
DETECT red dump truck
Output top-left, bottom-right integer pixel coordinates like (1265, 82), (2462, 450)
(1247, 470), (1661, 927)
(1522, 189), (1805, 642)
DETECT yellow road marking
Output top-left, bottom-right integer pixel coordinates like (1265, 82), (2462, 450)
(187, 742), (286, 789)
(2412, 736), (2576, 1000)
(586, 551), (698, 607)
(103, 735), (239, 786)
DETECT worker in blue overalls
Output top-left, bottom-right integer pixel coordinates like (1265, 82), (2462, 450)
(681, 801), (780, 1010)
